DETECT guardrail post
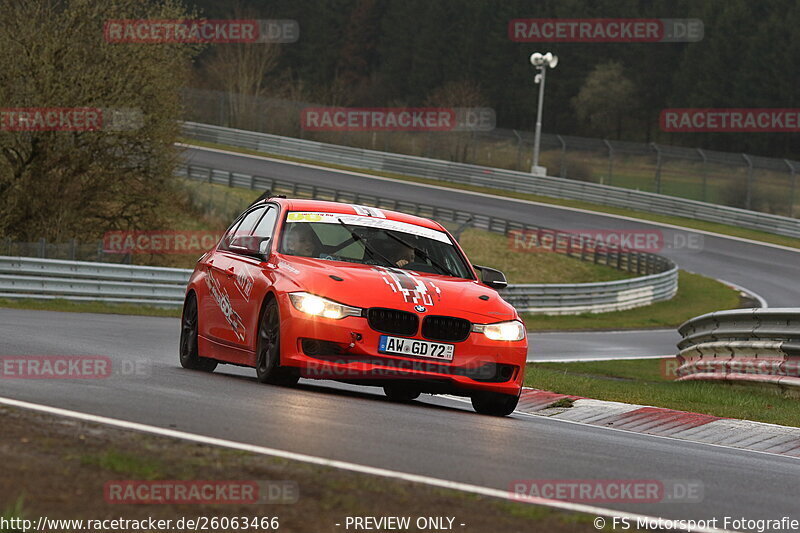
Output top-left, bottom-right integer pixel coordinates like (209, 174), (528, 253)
(697, 148), (708, 202)
(557, 134), (566, 178)
(603, 139), (614, 186)
(69, 239), (77, 260)
(742, 154), (755, 211)
(39, 238), (46, 258)
(651, 143), (662, 194)
(3, 237), (10, 255)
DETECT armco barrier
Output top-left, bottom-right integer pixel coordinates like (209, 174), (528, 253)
(675, 308), (800, 387)
(0, 256), (189, 306)
(0, 252), (676, 315)
(175, 163), (678, 314)
(181, 121), (800, 239)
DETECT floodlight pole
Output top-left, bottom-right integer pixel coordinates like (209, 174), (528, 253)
(531, 66), (547, 173)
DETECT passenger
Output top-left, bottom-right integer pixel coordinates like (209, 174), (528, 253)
(374, 238), (415, 268)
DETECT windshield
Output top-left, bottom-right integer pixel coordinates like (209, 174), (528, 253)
(278, 211), (473, 279)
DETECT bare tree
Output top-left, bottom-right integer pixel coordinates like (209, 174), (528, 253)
(201, 6), (281, 132)
(0, 0), (201, 241)
(572, 61), (636, 139)
(425, 80), (486, 162)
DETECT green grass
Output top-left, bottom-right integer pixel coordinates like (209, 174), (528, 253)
(0, 298), (180, 317)
(525, 358), (800, 427)
(1, 495), (26, 531)
(455, 228), (630, 284)
(522, 271), (740, 331)
(182, 138), (800, 250)
(80, 450), (164, 479)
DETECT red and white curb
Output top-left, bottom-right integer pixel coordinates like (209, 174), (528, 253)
(518, 388), (800, 457)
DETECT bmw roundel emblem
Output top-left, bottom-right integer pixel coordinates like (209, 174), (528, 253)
(414, 305), (426, 313)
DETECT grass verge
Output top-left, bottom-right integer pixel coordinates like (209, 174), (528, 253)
(180, 138), (800, 251)
(525, 358), (800, 427)
(0, 405), (597, 532)
(451, 227), (630, 284)
(522, 271), (741, 331)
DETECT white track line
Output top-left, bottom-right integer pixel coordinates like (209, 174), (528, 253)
(0, 395), (731, 533)
(179, 143), (800, 255)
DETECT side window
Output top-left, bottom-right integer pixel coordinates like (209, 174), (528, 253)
(220, 207), (264, 251)
(252, 207), (278, 239)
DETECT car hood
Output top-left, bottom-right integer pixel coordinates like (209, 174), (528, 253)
(272, 255), (517, 323)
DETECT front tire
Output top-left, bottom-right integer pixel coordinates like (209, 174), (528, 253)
(179, 294), (217, 372)
(255, 298), (299, 386)
(471, 391), (519, 416)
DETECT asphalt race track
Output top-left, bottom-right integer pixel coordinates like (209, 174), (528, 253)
(530, 329), (679, 361)
(2, 307), (800, 524)
(2, 146), (800, 525)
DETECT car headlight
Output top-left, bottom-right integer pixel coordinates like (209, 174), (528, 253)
(288, 292), (362, 320)
(472, 320), (526, 341)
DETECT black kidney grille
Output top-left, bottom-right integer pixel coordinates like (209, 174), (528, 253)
(367, 308), (419, 336)
(421, 315), (471, 342)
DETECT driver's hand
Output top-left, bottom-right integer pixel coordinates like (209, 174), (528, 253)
(396, 259), (410, 267)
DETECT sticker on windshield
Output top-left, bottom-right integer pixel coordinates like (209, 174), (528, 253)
(351, 204), (386, 218)
(285, 211), (450, 243)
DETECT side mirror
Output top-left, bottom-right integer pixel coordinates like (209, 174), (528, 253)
(473, 264), (508, 290)
(229, 235), (270, 260)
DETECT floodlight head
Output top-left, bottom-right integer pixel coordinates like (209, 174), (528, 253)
(530, 52), (544, 66)
(546, 53), (559, 68)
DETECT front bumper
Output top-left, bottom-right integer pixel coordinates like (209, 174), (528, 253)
(277, 294), (527, 396)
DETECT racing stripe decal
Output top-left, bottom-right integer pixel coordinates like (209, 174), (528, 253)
(374, 267), (436, 306)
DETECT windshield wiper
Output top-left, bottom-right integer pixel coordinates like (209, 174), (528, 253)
(336, 219), (395, 268)
(380, 230), (459, 278)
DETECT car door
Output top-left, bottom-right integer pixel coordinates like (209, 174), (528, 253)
(202, 206), (265, 349)
(224, 204), (280, 354)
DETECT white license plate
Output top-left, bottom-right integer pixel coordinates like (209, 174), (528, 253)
(378, 335), (454, 361)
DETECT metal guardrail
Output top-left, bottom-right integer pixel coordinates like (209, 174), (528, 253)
(174, 163), (678, 314)
(182, 121), (800, 239)
(0, 256), (189, 306)
(0, 254), (677, 315)
(675, 309), (800, 387)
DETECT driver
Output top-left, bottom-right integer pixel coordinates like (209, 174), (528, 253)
(393, 243), (415, 268)
(282, 223), (318, 257)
